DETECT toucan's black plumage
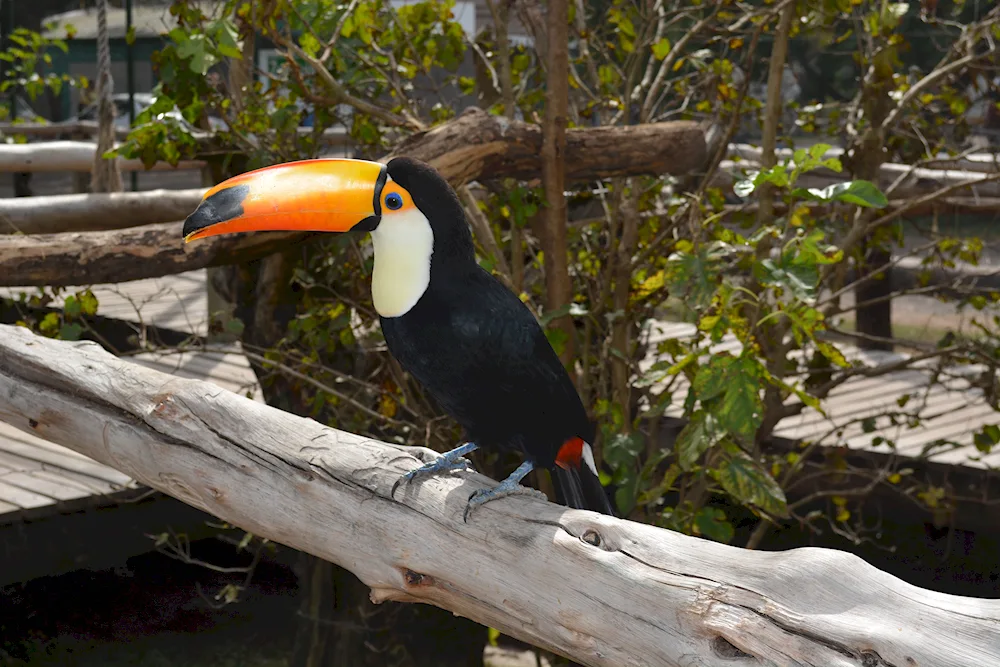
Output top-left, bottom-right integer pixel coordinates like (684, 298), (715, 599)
(381, 158), (615, 517)
(181, 155), (615, 519)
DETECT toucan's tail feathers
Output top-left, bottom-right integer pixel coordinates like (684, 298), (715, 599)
(551, 442), (616, 516)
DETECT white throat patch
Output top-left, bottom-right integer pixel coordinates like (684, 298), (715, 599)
(370, 207), (434, 318)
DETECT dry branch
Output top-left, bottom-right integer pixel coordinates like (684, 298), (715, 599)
(0, 141), (206, 173)
(0, 323), (997, 667)
(0, 222), (302, 287)
(390, 107), (706, 183)
(0, 119), (133, 140)
(0, 121), (350, 144)
(0, 107), (706, 285)
(728, 144), (1000, 197)
(0, 189), (208, 235)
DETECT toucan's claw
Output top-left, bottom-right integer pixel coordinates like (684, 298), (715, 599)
(391, 442), (478, 497)
(462, 460), (546, 522)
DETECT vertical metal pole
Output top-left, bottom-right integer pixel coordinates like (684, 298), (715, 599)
(126, 0), (137, 190)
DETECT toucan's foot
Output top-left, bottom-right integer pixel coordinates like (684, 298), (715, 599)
(463, 461), (545, 522)
(391, 442), (478, 497)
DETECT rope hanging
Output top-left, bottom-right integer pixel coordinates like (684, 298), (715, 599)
(90, 0), (123, 193)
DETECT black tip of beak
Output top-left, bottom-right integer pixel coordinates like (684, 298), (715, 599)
(182, 184), (250, 238)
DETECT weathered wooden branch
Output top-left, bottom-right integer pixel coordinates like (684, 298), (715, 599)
(389, 107), (706, 183)
(730, 143), (1000, 175)
(0, 120), (350, 144)
(0, 119), (133, 140)
(0, 108), (705, 284)
(0, 222), (303, 287)
(0, 323), (997, 666)
(716, 159), (1000, 199)
(0, 141), (207, 173)
(727, 145), (1000, 198)
(0, 188), (208, 235)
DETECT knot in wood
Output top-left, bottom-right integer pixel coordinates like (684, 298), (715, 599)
(710, 636), (752, 660)
(403, 569), (431, 587)
(28, 418), (39, 429)
(151, 394), (179, 418)
(581, 529), (603, 547)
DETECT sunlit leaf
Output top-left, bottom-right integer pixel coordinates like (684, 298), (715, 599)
(716, 454), (789, 517)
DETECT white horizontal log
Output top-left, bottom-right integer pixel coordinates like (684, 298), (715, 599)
(0, 120), (350, 143)
(729, 143), (1000, 175)
(0, 188), (209, 235)
(0, 141), (206, 173)
(0, 323), (996, 667)
(716, 158), (1000, 199)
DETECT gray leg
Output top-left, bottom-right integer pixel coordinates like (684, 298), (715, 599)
(463, 460), (547, 522)
(391, 442), (478, 497)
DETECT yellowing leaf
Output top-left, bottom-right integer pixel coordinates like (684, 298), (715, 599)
(651, 37), (671, 60)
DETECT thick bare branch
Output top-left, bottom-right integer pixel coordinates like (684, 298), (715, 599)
(0, 222), (304, 287)
(0, 323), (997, 667)
(0, 189), (208, 235)
(390, 108), (706, 184)
(0, 141), (206, 173)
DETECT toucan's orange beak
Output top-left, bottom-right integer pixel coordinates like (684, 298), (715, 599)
(182, 158), (387, 242)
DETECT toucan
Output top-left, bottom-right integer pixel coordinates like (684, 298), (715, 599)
(182, 157), (615, 520)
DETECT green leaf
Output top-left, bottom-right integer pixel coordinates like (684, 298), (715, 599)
(973, 424), (1000, 453)
(77, 289), (99, 316)
(604, 432), (644, 470)
(808, 143), (832, 160)
(757, 258), (819, 300)
(816, 340), (849, 368)
(665, 247), (720, 310)
(719, 356), (763, 439)
(63, 295), (81, 317)
(59, 322), (83, 341)
(693, 354), (736, 402)
(125, 26), (136, 46)
(694, 354), (763, 440)
(651, 37), (671, 60)
(39, 312), (60, 335)
(716, 454), (789, 517)
(692, 506), (734, 543)
(805, 180), (888, 208)
(675, 411), (722, 469)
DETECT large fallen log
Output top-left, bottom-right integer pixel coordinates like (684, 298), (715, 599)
(0, 323), (996, 666)
(0, 108), (706, 284)
(0, 188), (208, 235)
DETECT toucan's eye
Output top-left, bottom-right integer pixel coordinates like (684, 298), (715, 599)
(384, 192), (403, 210)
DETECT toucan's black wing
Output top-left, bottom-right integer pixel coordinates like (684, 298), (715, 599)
(381, 267), (591, 465)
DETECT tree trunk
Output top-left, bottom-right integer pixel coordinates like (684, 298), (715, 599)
(0, 322), (997, 667)
(540, 0), (575, 368)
